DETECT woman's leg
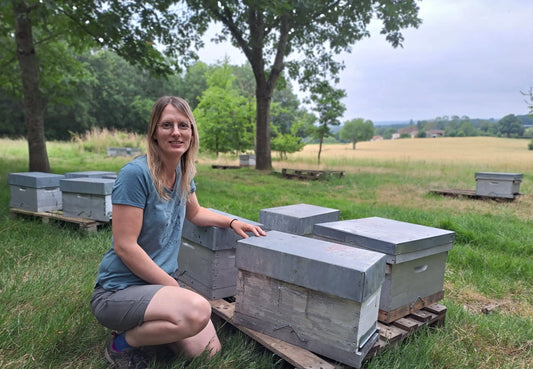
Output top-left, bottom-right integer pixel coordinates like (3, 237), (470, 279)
(122, 286), (221, 357)
(167, 319), (221, 358)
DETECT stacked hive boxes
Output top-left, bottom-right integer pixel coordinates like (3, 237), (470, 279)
(178, 209), (263, 299)
(60, 177), (115, 221)
(229, 204), (455, 366)
(313, 217), (455, 322)
(8, 172), (64, 212)
(234, 231), (385, 368)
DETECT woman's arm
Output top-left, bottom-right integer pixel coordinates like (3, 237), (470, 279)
(185, 193), (266, 238)
(112, 203), (179, 286)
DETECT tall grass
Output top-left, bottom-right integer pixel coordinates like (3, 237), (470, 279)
(0, 136), (532, 368)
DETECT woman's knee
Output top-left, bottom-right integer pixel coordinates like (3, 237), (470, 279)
(183, 294), (212, 333)
(147, 287), (212, 337)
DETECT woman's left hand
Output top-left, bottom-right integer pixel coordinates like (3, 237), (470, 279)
(230, 220), (267, 238)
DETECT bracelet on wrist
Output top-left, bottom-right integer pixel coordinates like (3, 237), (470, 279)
(229, 218), (238, 229)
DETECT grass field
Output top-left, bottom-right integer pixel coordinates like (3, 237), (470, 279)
(0, 136), (532, 369)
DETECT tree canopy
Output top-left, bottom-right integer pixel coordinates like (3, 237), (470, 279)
(340, 118), (374, 149)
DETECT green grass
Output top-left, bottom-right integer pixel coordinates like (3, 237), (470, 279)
(0, 138), (532, 368)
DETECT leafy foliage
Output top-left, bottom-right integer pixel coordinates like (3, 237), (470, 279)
(194, 60), (255, 156)
(339, 118), (374, 149)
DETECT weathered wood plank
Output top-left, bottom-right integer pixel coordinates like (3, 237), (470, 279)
(392, 317), (424, 332)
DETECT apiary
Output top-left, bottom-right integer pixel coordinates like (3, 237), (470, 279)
(234, 230), (386, 368)
(313, 217), (455, 321)
(178, 209), (264, 299)
(60, 177), (115, 221)
(8, 172), (64, 212)
(475, 172), (523, 198)
(258, 203), (340, 235)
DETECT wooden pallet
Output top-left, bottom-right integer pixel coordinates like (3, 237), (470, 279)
(368, 303), (447, 359)
(9, 208), (108, 232)
(430, 189), (519, 202)
(281, 168), (345, 181)
(211, 165), (241, 170)
(209, 297), (447, 369)
(378, 290), (445, 323)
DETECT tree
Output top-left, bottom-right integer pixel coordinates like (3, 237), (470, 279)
(186, 0), (421, 169)
(2, 0), (202, 171)
(308, 81), (346, 164)
(270, 130), (304, 160)
(193, 60), (254, 156)
(498, 114), (524, 138)
(340, 118), (374, 149)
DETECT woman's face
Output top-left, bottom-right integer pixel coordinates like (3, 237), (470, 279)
(152, 104), (193, 159)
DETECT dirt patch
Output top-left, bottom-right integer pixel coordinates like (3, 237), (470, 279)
(444, 282), (533, 317)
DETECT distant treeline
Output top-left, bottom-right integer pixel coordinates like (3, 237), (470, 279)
(370, 115), (531, 140)
(1, 49), (531, 142)
(0, 50), (309, 142)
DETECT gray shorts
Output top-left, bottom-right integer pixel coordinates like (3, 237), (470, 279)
(90, 284), (164, 332)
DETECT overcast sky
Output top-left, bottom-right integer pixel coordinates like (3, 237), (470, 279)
(197, 0), (533, 123)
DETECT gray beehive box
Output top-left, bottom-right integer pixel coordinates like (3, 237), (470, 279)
(259, 203), (340, 235)
(234, 230), (386, 368)
(313, 217), (455, 321)
(64, 171), (117, 179)
(239, 154), (255, 167)
(8, 172), (64, 212)
(475, 172), (523, 198)
(107, 147), (142, 157)
(178, 209), (263, 299)
(60, 177), (115, 221)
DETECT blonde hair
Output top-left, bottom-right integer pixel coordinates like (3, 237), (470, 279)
(146, 96), (199, 200)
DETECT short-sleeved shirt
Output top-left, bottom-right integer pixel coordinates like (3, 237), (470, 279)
(95, 155), (195, 291)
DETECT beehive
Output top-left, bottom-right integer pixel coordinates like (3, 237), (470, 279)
(258, 203), (340, 235)
(60, 177), (114, 221)
(313, 217), (455, 320)
(8, 172), (64, 212)
(475, 172), (523, 198)
(178, 209), (263, 299)
(234, 231), (386, 368)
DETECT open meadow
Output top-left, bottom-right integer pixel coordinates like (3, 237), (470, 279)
(0, 136), (532, 369)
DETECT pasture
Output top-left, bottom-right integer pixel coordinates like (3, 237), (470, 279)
(0, 136), (531, 368)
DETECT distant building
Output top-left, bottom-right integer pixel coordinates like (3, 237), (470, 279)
(426, 129), (445, 138)
(397, 126), (418, 138)
(371, 135), (383, 141)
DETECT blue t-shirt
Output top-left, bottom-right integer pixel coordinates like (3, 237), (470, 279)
(95, 156), (195, 290)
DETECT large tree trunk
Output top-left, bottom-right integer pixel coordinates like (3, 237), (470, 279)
(255, 87), (272, 170)
(12, 0), (50, 172)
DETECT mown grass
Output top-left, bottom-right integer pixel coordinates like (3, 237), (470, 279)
(0, 137), (532, 368)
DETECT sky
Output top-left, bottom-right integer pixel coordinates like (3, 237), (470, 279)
(197, 0), (533, 123)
